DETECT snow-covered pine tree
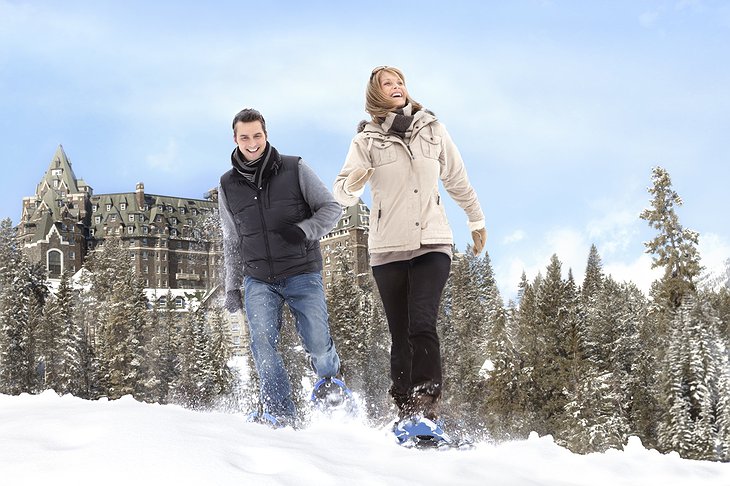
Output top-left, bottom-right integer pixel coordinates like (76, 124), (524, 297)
(83, 237), (148, 400)
(640, 166), (701, 313)
(206, 305), (235, 403)
(326, 249), (370, 391)
(530, 255), (575, 439)
(146, 292), (181, 403)
(42, 271), (86, 396)
(482, 254), (519, 441)
(658, 294), (730, 461)
(0, 255), (48, 394)
(360, 280), (391, 419)
(511, 271), (542, 437)
(439, 249), (489, 427)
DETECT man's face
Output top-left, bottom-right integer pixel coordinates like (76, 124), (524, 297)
(233, 120), (267, 162)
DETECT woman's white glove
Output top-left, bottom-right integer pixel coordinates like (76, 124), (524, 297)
(345, 167), (375, 195)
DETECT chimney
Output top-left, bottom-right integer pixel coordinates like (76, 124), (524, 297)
(136, 182), (145, 209)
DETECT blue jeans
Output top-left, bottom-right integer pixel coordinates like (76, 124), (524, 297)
(244, 272), (340, 419)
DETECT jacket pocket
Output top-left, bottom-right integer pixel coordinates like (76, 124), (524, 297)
(371, 140), (398, 166)
(419, 134), (442, 160)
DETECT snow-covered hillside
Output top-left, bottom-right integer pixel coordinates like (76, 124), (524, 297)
(1, 391), (729, 486)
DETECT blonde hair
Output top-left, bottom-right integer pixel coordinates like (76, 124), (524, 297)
(365, 66), (423, 123)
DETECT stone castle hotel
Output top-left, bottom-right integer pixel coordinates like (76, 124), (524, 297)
(17, 146), (371, 302)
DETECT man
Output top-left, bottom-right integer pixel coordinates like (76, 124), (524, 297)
(219, 108), (344, 426)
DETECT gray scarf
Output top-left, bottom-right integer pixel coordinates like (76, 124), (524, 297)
(381, 104), (415, 142)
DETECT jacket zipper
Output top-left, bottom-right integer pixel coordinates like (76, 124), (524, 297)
(256, 186), (275, 279)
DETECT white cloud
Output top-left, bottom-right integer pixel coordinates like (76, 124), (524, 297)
(502, 229), (526, 244)
(145, 139), (179, 172)
(603, 254), (662, 294)
(699, 232), (730, 274)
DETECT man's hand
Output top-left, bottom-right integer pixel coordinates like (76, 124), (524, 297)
(224, 289), (243, 313)
(471, 227), (487, 255)
(279, 224), (306, 244)
(345, 167), (375, 194)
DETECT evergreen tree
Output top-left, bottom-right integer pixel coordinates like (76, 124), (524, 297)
(640, 166), (701, 311)
(511, 272), (541, 437)
(658, 294), (730, 461)
(0, 255), (48, 394)
(207, 305), (235, 402)
(42, 272), (86, 396)
(84, 237), (147, 399)
(531, 255), (574, 439)
(146, 292), (181, 403)
(438, 250), (489, 425)
(327, 251), (369, 390)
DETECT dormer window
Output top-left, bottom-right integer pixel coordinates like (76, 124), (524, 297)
(120, 203), (127, 210)
(106, 204), (112, 211)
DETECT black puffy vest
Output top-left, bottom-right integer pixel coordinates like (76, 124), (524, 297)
(220, 154), (323, 282)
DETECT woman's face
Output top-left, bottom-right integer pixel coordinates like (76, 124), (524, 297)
(378, 71), (409, 109)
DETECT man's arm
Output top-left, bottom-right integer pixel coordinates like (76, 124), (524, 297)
(297, 160), (342, 240)
(218, 184), (244, 292)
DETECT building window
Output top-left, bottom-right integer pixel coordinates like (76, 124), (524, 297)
(47, 250), (62, 278)
(129, 214), (135, 222)
(95, 216), (101, 223)
(143, 226), (149, 234)
(52, 169), (62, 176)
(106, 204), (112, 211)
(127, 226), (134, 234)
(120, 203), (127, 210)
(92, 204), (98, 212)
(110, 215), (117, 222)
(175, 297), (185, 308)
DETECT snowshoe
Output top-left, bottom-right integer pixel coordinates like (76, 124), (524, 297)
(244, 410), (293, 429)
(392, 416), (474, 450)
(310, 377), (356, 415)
(393, 416), (451, 449)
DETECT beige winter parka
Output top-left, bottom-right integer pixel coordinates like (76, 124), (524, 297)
(333, 110), (484, 254)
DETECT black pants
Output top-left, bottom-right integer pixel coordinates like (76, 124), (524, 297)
(371, 251), (451, 398)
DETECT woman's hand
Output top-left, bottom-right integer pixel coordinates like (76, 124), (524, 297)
(345, 167), (375, 194)
(471, 227), (487, 255)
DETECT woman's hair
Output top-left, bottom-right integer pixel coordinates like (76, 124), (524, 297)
(365, 66), (423, 123)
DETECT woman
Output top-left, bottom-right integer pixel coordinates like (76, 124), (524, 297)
(333, 66), (487, 421)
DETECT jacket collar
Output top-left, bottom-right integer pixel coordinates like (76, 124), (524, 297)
(357, 109), (437, 141)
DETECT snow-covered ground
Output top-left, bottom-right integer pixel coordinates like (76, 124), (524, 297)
(2, 391), (729, 486)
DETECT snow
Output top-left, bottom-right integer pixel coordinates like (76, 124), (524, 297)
(2, 390), (729, 486)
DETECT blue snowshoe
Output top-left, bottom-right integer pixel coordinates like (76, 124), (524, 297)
(310, 377), (357, 415)
(244, 410), (293, 429)
(393, 416), (452, 449)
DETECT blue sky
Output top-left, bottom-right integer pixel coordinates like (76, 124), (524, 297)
(1, 0), (728, 299)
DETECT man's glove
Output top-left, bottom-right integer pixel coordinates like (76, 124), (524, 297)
(279, 224), (306, 244)
(345, 167), (375, 194)
(224, 289), (243, 313)
(471, 227), (487, 255)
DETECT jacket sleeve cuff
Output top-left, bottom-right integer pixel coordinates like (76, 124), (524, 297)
(467, 219), (485, 231)
(344, 186), (365, 198)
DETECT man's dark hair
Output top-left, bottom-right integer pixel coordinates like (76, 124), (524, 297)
(232, 108), (267, 135)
